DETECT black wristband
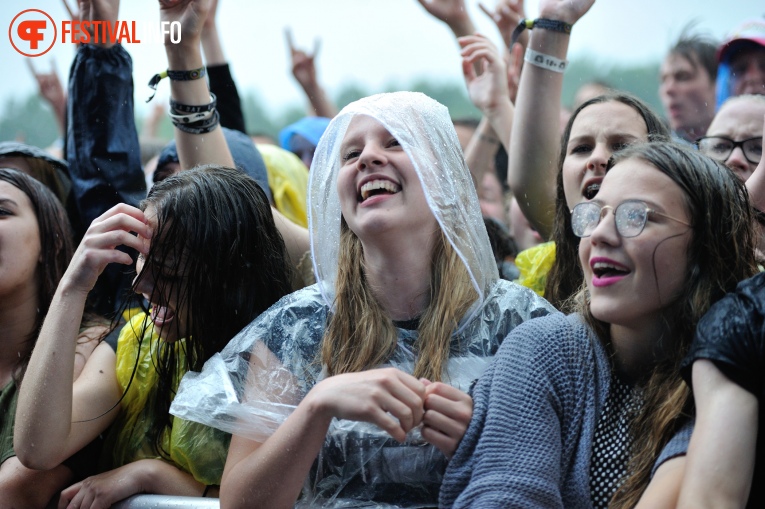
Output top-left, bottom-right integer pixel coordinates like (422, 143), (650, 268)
(170, 93), (217, 114)
(147, 67), (207, 103)
(510, 18), (573, 48)
(172, 110), (220, 134)
(166, 67), (206, 81)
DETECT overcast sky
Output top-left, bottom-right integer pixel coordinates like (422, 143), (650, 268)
(1, 0), (762, 119)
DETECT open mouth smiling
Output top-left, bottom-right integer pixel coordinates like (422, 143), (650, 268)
(358, 179), (401, 202)
(592, 260), (631, 279)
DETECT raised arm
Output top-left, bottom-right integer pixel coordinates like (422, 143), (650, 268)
(66, 0), (146, 233)
(460, 34), (514, 150)
(161, 0), (234, 170)
(64, 0), (147, 315)
(286, 29), (338, 118)
(507, 0), (594, 239)
(15, 204), (149, 470)
(201, 0), (247, 133)
(27, 59), (67, 136)
(416, 0), (476, 38)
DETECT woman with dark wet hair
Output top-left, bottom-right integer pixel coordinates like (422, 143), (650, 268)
(16, 166), (293, 507)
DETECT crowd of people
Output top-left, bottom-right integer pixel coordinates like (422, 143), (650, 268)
(1, 0), (764, 507)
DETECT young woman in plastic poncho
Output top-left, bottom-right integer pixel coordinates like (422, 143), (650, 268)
(441, 142), (758, 508)
(171, 92), (553, 508)
(15, 167), (293, 507)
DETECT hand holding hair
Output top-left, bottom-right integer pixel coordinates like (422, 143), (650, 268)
(61, 204), (150, 296)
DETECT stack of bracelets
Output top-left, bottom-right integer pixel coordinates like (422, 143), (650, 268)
(170, 93), (219, 134)
(147, 66), (220, 134)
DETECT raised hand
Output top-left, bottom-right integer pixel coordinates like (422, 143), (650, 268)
(159, 0), (213, 46)
(26, 59), (66, 133)
(201, 0), (218, 32)
(479, 0), (527, 49)
(459, 34), (511, 116)
(61, 204), (150, 296)
(538, 0), (595, 25)
(420, 380), (473, 458)
(416, 0), (475, 37)
(62, 0), (120, 47)
(304, 368), (427, 443)
(27, 60), (65, 107)
(286, 28), (320, 90)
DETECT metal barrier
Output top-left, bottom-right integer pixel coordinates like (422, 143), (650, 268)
(112, 495), (219, 508)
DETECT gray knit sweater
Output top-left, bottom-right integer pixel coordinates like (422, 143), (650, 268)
(440, 312), (612, 508)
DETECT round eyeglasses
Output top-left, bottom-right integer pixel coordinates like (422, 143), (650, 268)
(696, 136), (762, 165)
(571, 200), (691, 238)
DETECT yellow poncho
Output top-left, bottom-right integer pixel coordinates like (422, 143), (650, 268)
(515, 241), (556, 297)
(103, 312), (230, 485)
(258, 143), (309, 228)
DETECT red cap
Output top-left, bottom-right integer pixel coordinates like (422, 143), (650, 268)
(718, 19), (765, 62)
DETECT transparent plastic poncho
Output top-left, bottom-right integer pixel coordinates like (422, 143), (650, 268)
(171, 92), (554, 507)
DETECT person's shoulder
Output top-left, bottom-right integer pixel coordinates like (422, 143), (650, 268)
(495, 312), (595, 365)
(490, 279), (556, 317)
(734, 272), (765, 300)
(253, 285), (328, 325)
(698, 273), (765, 334)
(227, 285), (329, 360)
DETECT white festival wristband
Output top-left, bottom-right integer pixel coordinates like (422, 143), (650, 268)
(524, 48), (568, 73)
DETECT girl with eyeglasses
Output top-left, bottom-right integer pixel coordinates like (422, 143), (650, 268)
(441, 141), (758, 509)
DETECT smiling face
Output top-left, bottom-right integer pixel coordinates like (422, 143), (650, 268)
(562, 101), (649, 210)
(659, 53), (716, 139)
(704, 97), (765, 181)
(336, 115), (437, 242)
(579, 158), (692, 329)
(133, 205), (188, 343)
(0, 181), (40, 302)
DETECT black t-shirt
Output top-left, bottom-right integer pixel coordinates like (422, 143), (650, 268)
(682, 271), (765, 508)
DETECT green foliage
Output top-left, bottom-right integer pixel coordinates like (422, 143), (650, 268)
(0, 95), (60, 149)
